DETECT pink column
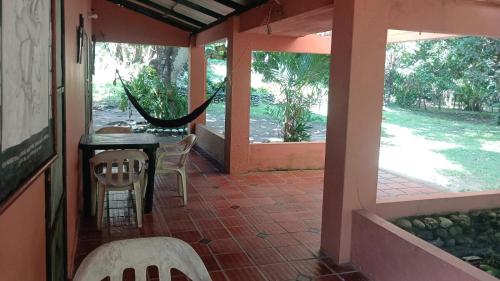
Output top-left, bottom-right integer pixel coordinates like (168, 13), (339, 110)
(321, 0), (389, 264)
(224, 17), (252, 174)
(188, 39), (207, 133)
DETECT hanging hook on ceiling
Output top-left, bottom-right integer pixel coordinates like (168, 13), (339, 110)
(265, 0), (283, 35)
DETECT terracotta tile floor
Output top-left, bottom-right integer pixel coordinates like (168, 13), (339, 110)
(377, 170), (442, 198)
(75, 149), (442, 281)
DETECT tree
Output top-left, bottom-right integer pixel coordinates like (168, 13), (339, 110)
(205, 40), (227, 60)
(95, 42), (189, 126)
(205, 41), (227, 101)
(253, 52), (330, 142)
(119, 66), (187, 120)
(385, 37), (499, 112)
(385, 44), (401, 105)
(97, 42), (188, 89)
(448, 37), (499, 111)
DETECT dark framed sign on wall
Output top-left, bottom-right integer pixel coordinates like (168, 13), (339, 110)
(0, 0), (55, 205)
(46, 0), (68, 280)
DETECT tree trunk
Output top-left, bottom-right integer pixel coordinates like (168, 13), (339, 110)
(115, 44), (123, 62)
(149, 47), (178, 86)
(170, 48), (188, 86)
(132, 46), (144, 64)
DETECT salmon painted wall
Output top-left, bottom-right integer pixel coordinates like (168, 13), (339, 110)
(195, 22), (332, 173)
(249, 142), (326, 171)
(65, 0), (92, 277)
(0, 1), (92, 280)
(92, 0), (190, 46)
(0, 176), (46, 281)
(352, 210), (497, 281)
(224, 17), (252, 173)
(248, 34), (331, 54)
(388, 0), (500, 38)
(376, 190), (500, 220)
(195, 21), (229, 46)
(189, 43), (207, 132)
(195, 124), (225, 166)
(239, 0), (333, 35)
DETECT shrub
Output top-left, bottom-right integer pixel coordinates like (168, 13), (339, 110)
(252, 51), (330, 142)
(250, 87), (275, 106)
(120, 66), (187, 120)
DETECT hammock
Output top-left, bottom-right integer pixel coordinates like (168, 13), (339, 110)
(115, 70), (226, 128)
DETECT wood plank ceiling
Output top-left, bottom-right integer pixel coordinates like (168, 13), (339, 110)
(107, 0), (269, 33)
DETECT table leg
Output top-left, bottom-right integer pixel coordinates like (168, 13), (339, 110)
(82, 149), (93, 216)
(144, 148), (156, 213)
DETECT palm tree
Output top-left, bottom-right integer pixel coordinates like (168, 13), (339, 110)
(253, 52), (330, 141)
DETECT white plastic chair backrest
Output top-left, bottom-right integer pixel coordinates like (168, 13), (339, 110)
(73, 237), (212, 281)
(177, 134), (197, 166)
(96, 126), (133, 134)
(90, 150), (148, 187)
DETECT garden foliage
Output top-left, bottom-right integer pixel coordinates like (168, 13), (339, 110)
(252, 51), (330, 142)
(385, 37), (499, 112)
(119, 66), (187, 120)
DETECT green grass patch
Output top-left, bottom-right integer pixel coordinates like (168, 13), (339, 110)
(249, 104), (327, 123)
(383, 106), (500, 191)
(206, 102), (226, 115)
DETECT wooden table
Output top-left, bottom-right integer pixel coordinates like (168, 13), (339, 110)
(79, 133), (159, 216)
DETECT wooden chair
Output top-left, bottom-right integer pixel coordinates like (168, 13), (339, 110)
(96, 126), (133, 134)
(90, 150), (148, 230)
(155, 134), (197, 206)
(73, 237), (212, 281)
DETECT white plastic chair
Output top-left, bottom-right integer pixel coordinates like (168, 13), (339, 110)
(73, 237), (212, 281)
(90, 150), (148, 230)
(155, 134), (197, 206)
(96, 126), (133, 134)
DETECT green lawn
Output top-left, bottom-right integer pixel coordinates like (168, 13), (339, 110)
(207, 102), (225, 114)
(208, 103), (277, 119)
(208, 102), (327, 122)
(209, 101), (500, 192)
(381, 107), (500, 192)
